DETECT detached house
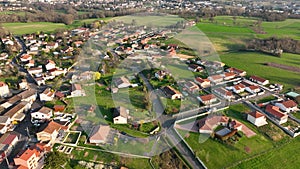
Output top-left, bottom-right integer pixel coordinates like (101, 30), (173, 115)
(37, 121), (67, 144)
(184, 81), (200, 94)
(245, 85), (260, 94)
(208, 74), (223, 84)
(198, 116), (229, 134)
(0, 132), (19, 162)
(162, 86), (182, 100)
(0, 82), (10, 98)
(223, 72), (236, 81)
(45, 60), (56, 71)
(275, 100), (298, 113)
(113, 106), (129, 124)
(114, 77), (131, 89)
(20, 54), (32, 62)
(247, 111), (268, 127)
(197, 94), (217, 105)
(70, 84), (86, 97)
(188, 64), (203, 72)
(0, 116), (12, 134)
(14, 144), (46, 169)
(226, 67), (246, 77)
(39, 88), (55, 102)
(265, 105), (288, 124)
(155, 70), (168, 80)
(250, 76), (269, 86)
(232, 83), (246, 94)
(89, 125), (111, 144)
(46, 42), (58, 50)
(31, 107), (53, 120)
(213, 88), (234, 100)
(194, 77), (210, 88)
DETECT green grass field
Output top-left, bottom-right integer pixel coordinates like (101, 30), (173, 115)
(114, 14), (184, 27)
(2, 18), (112, 35)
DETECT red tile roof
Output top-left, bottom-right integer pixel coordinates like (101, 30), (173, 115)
(248, 111), (265, 118)
(266, 105), (287, 119)
(281, 100), (297, 108)
(199, 94), (216, 102)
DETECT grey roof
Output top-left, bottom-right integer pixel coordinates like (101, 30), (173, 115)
(0, 116), (9, 124)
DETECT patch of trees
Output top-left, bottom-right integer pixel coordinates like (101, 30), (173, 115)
(246, 37), (300, 56)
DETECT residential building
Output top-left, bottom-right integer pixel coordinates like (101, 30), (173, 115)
(275, 100), (298, 113)
(0, 95), (21, 109)
(247, 111), (268, 127)
(213, 88), (234, 100)
(250, 76), (269, 86)
(113, 106), (129, 124)
(89, 125), (111, 144)
(45, 60), (56, 71)
(0, 132), (19, 162)
(232, 83), (246, 94)
(28, 67), (43, 75)
(245, 85), (260, 94)
(226, 67), (246, 77)
(223, 72), (236, 81)
(39, 88), (55, 102)
(188, 64), (203, 72)
(0, 116), (12, 134)
(208, 74), (223, 84)
(265, 105), (288, 124)
(4, 101), (30, 122)
(162, 86), (182, 100)
(194, 77), (210, 88)
(19, 79), (29, 90)
(184, 81), (200, 93)
(114, 77), (131, 89)
(198, 116), (229, 134)
(0, 82), (10, 98)
(14, 144), (45, 169)
(31, 107), (53, 120)
(70, 84), (86, 97)
(36, 121), (67, 144)
(197, 94), (217, 105)
(17, 89), (37, 104)
(20, 54), (32, 62)
(155, 70), (168, 80)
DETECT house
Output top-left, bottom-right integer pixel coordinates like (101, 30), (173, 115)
(17, 89), (37, 104)
(114, 77), (131, 89)
(162, 86), (182, 100)
(197, 94), (217, 105)
(74, 41), (83, 47)
(39, 88), (55, 102)
(247, 111), (268, 127)
(213, 88), (234, 100)
(55, 91), (65, 99)
(70, 84), (86, 97)
(0, 53), (8, 60)
(28, 67), (43, 75)
(208, 74), (223, 84)
(19, 79), (28, 90)
(232, 83), (246, 94)
(45, 60), (56, 71)
(46, 42), (58, 50)
(53, 105), (65, 113)
(49, 68), (67, 76)
(226, 67), (246, 77)
(184, 81), (200, 93)
(35, 77), (45, 86)
(36, 121), (67, 144)
(3, 101), (30, 122)
(155, 70), (168, 80)
(198, 116), (229, 134)
(0, 116), (12, 134)
(249, 76), (269, 86)
(14, 144), (45, 169)
(275, 100), (298, 113)
(31, 107), (53, 120)
(0, 82), (10, 98)
(223, 72), (236, 81)
(113, 106), (129, 124)
(0, 95), (22, 109)
(0, 132), (19, 162)
(245, 85), (260, 94)
(188, 64), (203, 72)
(89, 125), (111, 144)
(20, 54), (32, 62)
(265, 105), (288, 124)
(194, 77), (211, 88)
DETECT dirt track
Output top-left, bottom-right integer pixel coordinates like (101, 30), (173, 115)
(265, 62), (300, 73)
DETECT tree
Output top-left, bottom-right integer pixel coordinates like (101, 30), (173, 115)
(44, 151), (68, 168)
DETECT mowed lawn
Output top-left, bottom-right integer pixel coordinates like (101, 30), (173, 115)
(221, 52), (300, 90)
